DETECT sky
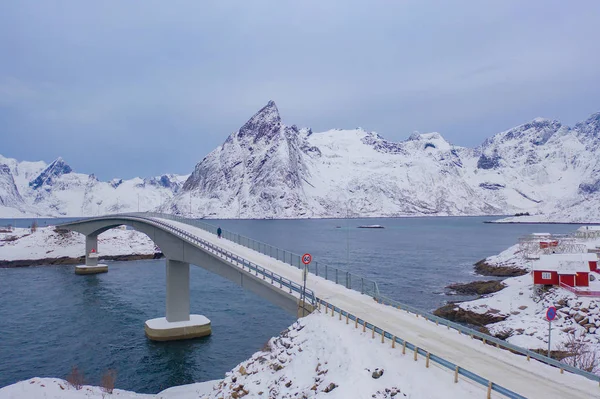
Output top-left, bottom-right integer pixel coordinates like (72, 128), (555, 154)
(1, 0), (600, 180)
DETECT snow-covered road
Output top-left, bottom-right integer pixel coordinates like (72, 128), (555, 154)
(155, 217), (598, 399)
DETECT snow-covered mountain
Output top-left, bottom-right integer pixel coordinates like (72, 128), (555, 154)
(2, 102), (599, 221)
(0, 154), (188, 218)
(160, 101), (600, 220)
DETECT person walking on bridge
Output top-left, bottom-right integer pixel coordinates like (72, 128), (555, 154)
(217, 227), (222, 239)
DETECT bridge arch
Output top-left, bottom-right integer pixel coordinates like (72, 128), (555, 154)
(59, 216), (309, 340)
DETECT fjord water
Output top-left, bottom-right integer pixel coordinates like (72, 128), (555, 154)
(0, 216), (581, 393)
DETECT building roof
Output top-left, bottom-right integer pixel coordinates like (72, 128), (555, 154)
(533, 254), (597, 274)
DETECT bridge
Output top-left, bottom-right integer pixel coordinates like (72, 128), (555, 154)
(59, 213), (600, 399)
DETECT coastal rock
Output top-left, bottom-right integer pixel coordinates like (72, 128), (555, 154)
(446, 280), (506, 296)
(433, 304), (507, 326)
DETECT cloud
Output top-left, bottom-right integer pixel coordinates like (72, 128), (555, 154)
(1, 0), (599, 179)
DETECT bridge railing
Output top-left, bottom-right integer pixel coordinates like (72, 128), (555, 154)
(139, 216), (317, 306)
(62, 214), (316, 306)
(372, 292), (600, 385)
(132, 212), (380, 298)
(58, 213), (600, 385)
(317, 298), (527, 399)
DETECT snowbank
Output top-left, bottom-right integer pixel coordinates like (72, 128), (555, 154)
(0, 226), (156, 264)
(0, 378), (217, 399)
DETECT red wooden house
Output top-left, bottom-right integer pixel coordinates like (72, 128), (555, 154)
(532, 254), (598, 288)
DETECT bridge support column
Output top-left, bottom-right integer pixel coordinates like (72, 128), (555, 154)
(75, 234), (108, 275)
(144, 259), (211, 341)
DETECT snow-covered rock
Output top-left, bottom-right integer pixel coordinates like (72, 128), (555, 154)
(0, 226), (156, 262)
(0, 164), (24, 207)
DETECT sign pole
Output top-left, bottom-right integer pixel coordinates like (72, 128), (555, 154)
(302, 266), (308, 317)
(548, 320), (551, 358)
(546, 306), (556, 359)
(301, 253), (312, 317)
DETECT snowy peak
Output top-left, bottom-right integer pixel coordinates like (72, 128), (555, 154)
(481, 118), (564, 150)
(237, 100), (282, 143)
(0, 163), (24, 208)
(405, 132), (453, 151)
(574, 112), (600, 150)
(29, 157), (72, 189)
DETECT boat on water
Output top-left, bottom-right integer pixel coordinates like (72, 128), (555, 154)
(357, 225), (384, 229)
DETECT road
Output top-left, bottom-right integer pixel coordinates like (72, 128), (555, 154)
(160, 217), (598, 399)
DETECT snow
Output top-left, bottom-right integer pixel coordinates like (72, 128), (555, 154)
(0, 313), (527, 399)
(0, 226), (156, 262)
(533, 254), (598, 273)
(457, 228), (600, 370)
(204, 313), (484, 399)
(3, 217), (600, 398)
(578, 225), (600, 232)
(154, 217), (597, 398)
(145, 315), (210, 329)
(163, 102), (600, 221)
(2, 103), (600, 221)
(0, 377), (217, 399)
(0, 153), (188, 218)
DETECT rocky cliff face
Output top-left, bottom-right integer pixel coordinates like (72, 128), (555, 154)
(0, 164), (24, 209)
(171, 101), (314, 218)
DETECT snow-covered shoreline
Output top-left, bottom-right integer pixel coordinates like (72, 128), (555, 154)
(0, 226), (158, 267)
(489, 215), (600, 224)
(441, 229), (600, 371)
(0, 313), (487, 399)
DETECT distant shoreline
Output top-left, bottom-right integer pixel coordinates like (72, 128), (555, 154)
(0, 253), (163, 268)
(484, 221), (600, 225)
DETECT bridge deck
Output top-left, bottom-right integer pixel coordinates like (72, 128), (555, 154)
(158, 217), (593, 399)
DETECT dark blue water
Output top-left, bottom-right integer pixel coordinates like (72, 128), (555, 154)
(0, 217), (79, 229)
(0, 216), (583, 392)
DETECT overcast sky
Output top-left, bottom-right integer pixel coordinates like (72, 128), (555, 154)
(1, 1), (600, 180)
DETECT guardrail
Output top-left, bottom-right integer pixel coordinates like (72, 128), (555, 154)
(132, 212), (380, 298)
(559, 282), (600, 297)
(61, 214), (315, 306)
(59, 213), (600, 386)
(317, 298), (526, 399)
(373, 292), (600, 386)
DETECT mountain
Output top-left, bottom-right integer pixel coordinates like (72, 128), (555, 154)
(2, 102), (599, 221)
(0, 163), (28, 217)
(0, 154), (188, 218)
(158, 101), (600, 221)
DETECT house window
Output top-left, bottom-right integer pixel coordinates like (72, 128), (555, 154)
(541, 272), (552, 280)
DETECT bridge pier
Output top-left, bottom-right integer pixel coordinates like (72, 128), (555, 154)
(75, 234), (108, 275)
(144, 259), (211, 341)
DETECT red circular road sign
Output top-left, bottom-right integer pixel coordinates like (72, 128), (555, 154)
(546, 306), (557, 321)
(302, 253), (312, 265)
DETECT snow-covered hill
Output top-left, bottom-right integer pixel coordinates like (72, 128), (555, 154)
(161, 102), (600, 220)
(0, 154), (188, 218)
